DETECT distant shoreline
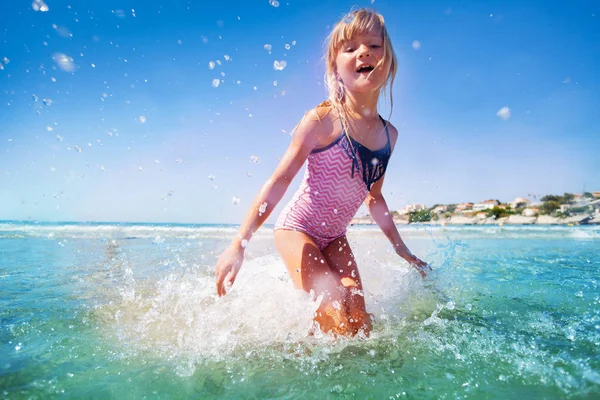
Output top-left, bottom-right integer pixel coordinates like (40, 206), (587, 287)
(351, 214), (600, 226)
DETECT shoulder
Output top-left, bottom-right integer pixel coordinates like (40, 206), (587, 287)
(382, 118), (399, 150)
(294, 102), (339, 148)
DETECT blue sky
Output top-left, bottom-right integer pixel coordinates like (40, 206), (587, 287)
(1, 0), (598, 223)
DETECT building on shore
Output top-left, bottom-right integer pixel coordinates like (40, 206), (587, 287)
(473, 200), (499, 212)
(398, 203), (427, 215)
(455, 203), (474, 212)
(510, 197), (531, 209)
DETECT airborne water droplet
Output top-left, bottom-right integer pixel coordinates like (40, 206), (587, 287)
(273, 60), (287, 71)
(52, 53), (76, 72)
(32, 0), (49, 12)
(258, 202), (267, 214)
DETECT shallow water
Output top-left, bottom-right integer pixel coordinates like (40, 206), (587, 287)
(1, 222), (599, 398)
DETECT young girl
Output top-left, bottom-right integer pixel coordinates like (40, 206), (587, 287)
(215, 8), (428, 337)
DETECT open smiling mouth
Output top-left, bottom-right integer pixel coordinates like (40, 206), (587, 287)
(356, 65), (375, 74)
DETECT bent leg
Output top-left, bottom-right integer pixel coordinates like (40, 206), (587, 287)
(274, 229), (352, 336)
(322, 235), (372, 336)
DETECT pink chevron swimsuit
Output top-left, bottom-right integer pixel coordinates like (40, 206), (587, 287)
(274, 117), (391, 250)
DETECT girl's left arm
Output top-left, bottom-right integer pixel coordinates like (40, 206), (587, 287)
(365, 177), (426, 268)
(364, 122), (428, 277)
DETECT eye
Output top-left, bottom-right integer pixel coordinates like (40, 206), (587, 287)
(344, 47), (355, 52)
(370, 44), (382, 49)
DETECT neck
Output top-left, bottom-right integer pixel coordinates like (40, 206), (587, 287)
(342, 90), (380, 121)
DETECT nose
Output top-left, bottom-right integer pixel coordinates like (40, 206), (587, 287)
(357, 44), (371, 58)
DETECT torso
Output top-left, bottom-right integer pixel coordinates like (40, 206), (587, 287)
(274, 113), (392, 249)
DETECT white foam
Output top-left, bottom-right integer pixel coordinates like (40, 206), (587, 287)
(98, 254), (319, 361)
(94, 249), (427, 363)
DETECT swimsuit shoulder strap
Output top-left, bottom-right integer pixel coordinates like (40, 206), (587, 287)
(379, 115), (391, 148)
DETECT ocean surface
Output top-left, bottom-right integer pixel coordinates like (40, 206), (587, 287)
(1, 221), (599, 399)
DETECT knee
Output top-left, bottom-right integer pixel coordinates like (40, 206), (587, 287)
(341, 277), (357, 288)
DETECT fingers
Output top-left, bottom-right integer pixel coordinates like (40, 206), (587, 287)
(215, 269), (226, 297)
(215, 264), (240, 296)
(227, 267), (239, 287)
(410, 259), (430, 279)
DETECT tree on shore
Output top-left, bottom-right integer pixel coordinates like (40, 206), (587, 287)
(540, 200), (561, 215)
(408, 209), (432, 223)
(541, 193), (575, 205)
(539, 192), (577, 215)
(486, 206), (514, 219)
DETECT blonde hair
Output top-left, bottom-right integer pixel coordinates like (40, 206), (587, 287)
(323, 8), (397, 138)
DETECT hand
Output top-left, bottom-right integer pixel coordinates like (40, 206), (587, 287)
(403, 253), (429, 279)
(215, 245), (244, 296)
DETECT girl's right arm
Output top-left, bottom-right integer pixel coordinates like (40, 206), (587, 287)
(215, 108), (330, 296)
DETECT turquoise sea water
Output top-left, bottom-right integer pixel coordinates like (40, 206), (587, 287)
(1, 221), (599, 399)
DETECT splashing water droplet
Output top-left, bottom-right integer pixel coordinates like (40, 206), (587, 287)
(273, 60), (287, 71)
(284, 44), (290, 50)
(269, 0), (279, 7)
(263, 44), (272, 51)
(52, 53), (76, 72)
(232, 197), (240, 205)
(138, 115), (146, 123)
(208, 61), (215, 69)
(412, 40), (421, 50)
(496, 106), (511, 120)
(250, 155), (260, 163)
(212, 79), (220, 88)
(32, 0), (49, 12)
(259, 202), (267, 214)
(224, 55), (230, 61)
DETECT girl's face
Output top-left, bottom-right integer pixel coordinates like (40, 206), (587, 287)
(335, 29), (387, 94)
